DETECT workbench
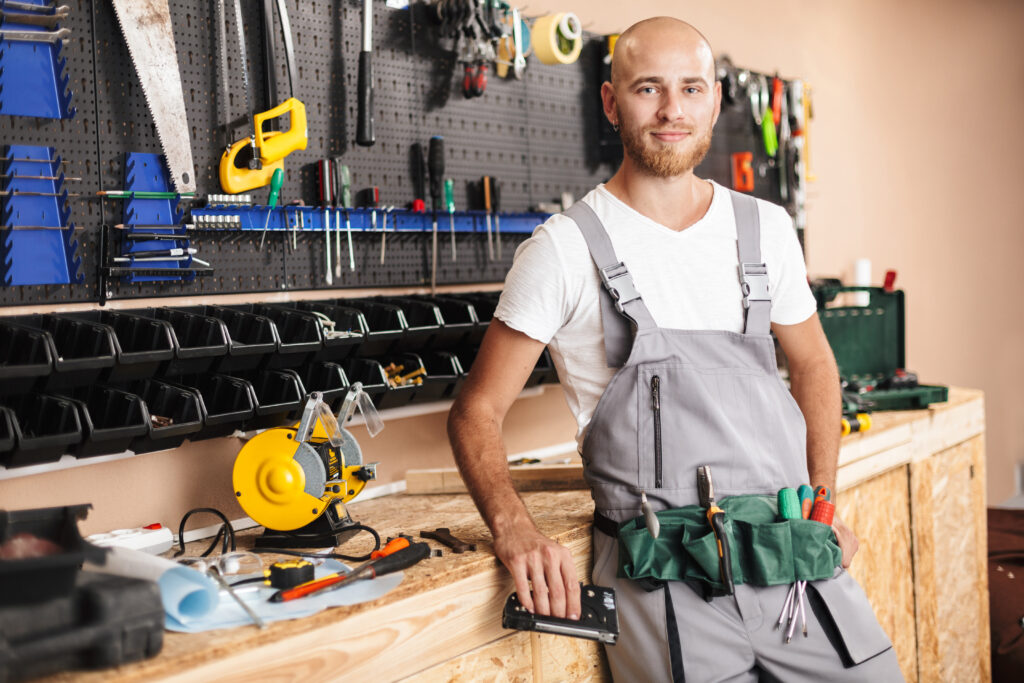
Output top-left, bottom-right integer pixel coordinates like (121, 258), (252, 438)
(42, 388), (986, 682)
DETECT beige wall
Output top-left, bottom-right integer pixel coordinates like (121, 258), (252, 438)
(2, 0), (1021, 534)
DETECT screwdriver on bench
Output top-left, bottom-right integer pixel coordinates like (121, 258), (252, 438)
(270, 538), (430, 602)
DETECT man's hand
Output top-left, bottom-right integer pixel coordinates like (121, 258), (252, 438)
(832, 512), (859, 568)
(493, 526), (582, 620)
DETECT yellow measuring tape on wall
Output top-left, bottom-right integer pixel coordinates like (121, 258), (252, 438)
(532, 12), (583, 65)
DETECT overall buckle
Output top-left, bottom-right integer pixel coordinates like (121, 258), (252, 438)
(740, 262), (770, 309)
(599, 262), (642, 314)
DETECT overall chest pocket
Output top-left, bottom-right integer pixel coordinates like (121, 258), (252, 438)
(636, 363), (803, 493)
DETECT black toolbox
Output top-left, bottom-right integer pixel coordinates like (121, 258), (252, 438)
(0, 571), (163, 682)
(815, 285), (948, 410)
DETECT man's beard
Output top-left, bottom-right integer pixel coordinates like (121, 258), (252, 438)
(618, 113), (713, 178)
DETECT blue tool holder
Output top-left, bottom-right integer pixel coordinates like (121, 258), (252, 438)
(188, 206), (549, 235)
(0, 0), (75, 119)
(118, 152), (193, 284)
(1, 144), (82, 286)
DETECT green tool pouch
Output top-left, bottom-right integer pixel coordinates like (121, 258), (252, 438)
(616, 495), (842, 591)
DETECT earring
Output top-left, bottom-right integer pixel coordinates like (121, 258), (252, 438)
(612, 123), (619, 132)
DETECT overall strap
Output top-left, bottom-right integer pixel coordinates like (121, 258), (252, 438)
(563, 201), (657, 368)
(729, 191), (772, 335)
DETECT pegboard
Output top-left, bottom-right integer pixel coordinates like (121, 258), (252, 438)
(0, 0), (801, 307)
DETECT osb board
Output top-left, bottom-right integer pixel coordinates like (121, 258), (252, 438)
(410, 630), (609, 683)
(909, 435), (990, 683)
(840, 465), (917, 681)
(40, 490), (599, 683)
(406, 462), (586, 494)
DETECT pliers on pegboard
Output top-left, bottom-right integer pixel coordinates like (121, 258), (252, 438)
(462, 61), (488, 98)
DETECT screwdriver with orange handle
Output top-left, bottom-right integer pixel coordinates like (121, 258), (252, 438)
(269, 537), (428, 603)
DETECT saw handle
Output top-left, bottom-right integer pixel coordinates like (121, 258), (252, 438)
(255, 97), (308, 162)
(219, 136), (284, 194)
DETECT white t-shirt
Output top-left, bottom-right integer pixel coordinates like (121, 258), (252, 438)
(494, 180), (817, 443)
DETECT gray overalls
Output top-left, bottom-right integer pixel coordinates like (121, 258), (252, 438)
(562, 192), (903, 682)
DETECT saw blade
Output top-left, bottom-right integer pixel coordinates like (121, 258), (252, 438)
(110, 0), (196, 193)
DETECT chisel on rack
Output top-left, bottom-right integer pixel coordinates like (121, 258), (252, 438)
(428, 136), (444, 292)
(317, 159), (333, 285)
(491, 177), (502, 258)
(335, 159), (354, 273)
(482, 175), (495, 260)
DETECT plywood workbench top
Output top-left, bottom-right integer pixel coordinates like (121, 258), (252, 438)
(41, 388), (985, 683)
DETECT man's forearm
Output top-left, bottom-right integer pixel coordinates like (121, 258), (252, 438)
(789, 355), (841, 492)
(447, 402), (536, 537)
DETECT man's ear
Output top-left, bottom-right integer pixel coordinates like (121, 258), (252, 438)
(600, 81), (617, 127)
(712, 80), (722, 127)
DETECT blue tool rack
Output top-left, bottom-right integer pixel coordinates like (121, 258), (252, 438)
(0, 145), (82, 286)
(0, 0), (76, 119)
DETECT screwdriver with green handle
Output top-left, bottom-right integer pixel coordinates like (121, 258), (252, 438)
(444, 178), (456, 261)
(258, 167), (283, 250)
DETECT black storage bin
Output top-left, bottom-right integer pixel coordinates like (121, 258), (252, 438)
(0, 504), (107, 607)
(127, 307), (230, 376)
(226, 304), (323, 370)
(169, 374), (255, 440)
(126, 379), (203, 454)
(0, 321), (53, 396)
(236, 369), (305, 431)
(169, 305), (279, 373)
(301, 361), (350, 413)
(0, 393), (81, 468)
(454, 347), (480, 377)
(450, 293), (499, 345)
(293, 301), (368, 362)
(417, 351), (464, 402)
(376, 297), (442, 352)
(371, 352), (425, 409)
(56, 311), (174, 383)
(0, 406), (15, 457)
(59, 386), (150, 459)
(10, 314), (115, 390)
(0, 571), (163, 682)
(419, 296), (480, 349)
(338, 299), (406, 357)
(342, 359), (390, 407)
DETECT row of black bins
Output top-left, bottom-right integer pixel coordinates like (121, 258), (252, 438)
(0, 293), (557, 469)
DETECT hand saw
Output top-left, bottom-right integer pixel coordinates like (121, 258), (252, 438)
(218, 0), (307, 194)
(110, 0), (196, 194)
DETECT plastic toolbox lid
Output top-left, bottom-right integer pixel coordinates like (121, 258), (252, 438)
(0, 504), (107, 607)
(0, 321), (54, 381)
(816, 286), (905, 382)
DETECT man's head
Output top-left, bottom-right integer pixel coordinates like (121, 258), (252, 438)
(602, 17), (721, 178)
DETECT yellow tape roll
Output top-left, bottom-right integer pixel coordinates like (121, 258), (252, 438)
(533, 13), (583, 65)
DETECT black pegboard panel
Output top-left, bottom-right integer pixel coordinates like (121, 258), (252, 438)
(1, 1), (798, 307)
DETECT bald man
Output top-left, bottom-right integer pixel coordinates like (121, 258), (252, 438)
(448, 17), (903, 682)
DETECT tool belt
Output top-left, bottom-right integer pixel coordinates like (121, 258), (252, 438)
(596, 495), (842, 593)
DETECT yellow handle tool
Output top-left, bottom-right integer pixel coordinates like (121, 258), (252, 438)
(219, 97), (308, 194)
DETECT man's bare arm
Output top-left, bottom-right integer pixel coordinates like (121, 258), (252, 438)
(447, 319), (581, 618)
(773, 314), (859, 566)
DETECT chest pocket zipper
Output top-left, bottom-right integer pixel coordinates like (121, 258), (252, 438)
(651, 375), (663, 489)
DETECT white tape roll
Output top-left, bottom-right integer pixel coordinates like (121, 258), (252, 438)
(532, 13), (583, 65)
